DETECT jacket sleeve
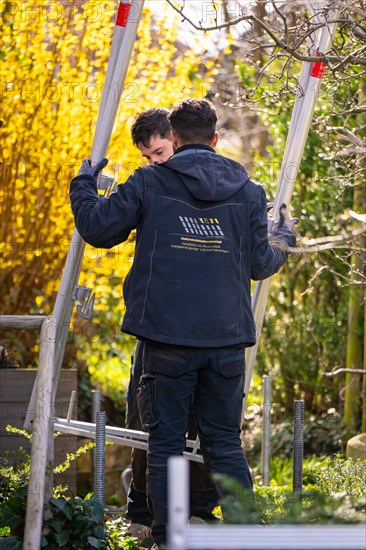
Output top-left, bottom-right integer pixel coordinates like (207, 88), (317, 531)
(250, 185), (290, 280)
(69, 168), (145, 248)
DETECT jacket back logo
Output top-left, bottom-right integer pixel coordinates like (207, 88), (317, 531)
(179, 216), (225, 237)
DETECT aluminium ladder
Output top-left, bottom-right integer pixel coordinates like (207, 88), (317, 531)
(0, 2), (341, 548)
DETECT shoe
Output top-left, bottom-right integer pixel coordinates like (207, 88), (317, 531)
(126, 522), (152, 544)
(150, 545), (159, 550)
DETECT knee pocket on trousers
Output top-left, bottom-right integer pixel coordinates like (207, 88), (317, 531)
(137, 373), (159, 430)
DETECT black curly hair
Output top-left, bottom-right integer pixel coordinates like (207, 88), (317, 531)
(168, 98), (217, 145)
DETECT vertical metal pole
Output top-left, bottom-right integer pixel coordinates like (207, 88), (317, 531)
(92, 389), (101, 423)
(262, 375), (272, 486)
(293, 400), (305, 496)
(94, 411), (106, 503)
(66, 390), (76, 422)
(168, 456), (189, 550)
(92, 389), (101, 476)
(23, 317), (56, 549)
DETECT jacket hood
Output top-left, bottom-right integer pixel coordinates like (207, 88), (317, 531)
(162, 147), (250, 202)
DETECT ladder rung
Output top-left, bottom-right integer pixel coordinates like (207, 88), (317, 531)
(0, 315), (47, 330)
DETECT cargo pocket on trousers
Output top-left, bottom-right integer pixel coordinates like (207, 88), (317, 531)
(136, 373), (159, 431)
(145, 346), (188, 378)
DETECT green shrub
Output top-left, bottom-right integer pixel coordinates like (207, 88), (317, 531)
(265, 454), (329, 488)
(245, 410), (343, 466)
(42, 494), (106, 549)
(0, 488), (106, 549)
(214, 474), (365, 525)
(105, 516), (144, 549)
(0, 436), (142, 549)
(316, 455), (366, 498)
(0, 448), (30, 505)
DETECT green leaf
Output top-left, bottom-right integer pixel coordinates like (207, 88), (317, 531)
(0, 536), (23, 550)
(53, 530), (69, 547)
(45, 518), (65, 533)
(0, 507), (24, 529)
(87, 536), (105, 548)
(49, 497), (73, 520)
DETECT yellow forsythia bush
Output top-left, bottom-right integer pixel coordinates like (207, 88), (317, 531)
(1, 0), (217, 398)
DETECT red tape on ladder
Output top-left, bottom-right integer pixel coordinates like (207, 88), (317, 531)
(116, 2), (131, 27)
(310, 52), (327, 79)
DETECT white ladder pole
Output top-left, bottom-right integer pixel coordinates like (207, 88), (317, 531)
(99, 1), (133, 121)
(244, 4), (339, 406)
(23, 317), (56, 549)
(91, 0), (145, 160)
(274, 4), (338, 210)
(24, 0), (145, 427)
(168, 457), (189, 550)
(276, 2), (336, 199)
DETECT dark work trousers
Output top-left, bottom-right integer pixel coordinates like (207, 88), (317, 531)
(137, 342), (253, 547)
(125, 340), (219, 527)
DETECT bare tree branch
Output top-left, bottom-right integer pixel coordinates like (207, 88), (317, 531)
(332, 44), (366, 70)
(331, 0), (366, 18)
(331, 127), (366, 146)
(288, 224), (366, 254)
(324, 367), (366, 376)
(164, 0), (366, 66)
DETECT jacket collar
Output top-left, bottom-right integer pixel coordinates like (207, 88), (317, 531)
(174, 144), (216, 156)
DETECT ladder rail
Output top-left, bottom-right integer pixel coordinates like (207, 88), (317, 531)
(0, 315), (46, 330)
(21, 3), (146, 547)
(24, 0), (146, 431)
(54, 418), (205, 463)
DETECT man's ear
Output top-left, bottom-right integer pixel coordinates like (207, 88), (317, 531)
(172, 131), (179, 150)
(212, 132), (219, 148)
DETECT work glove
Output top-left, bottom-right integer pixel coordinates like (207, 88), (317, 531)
(78, 158), (109, 178)
(268, 203), (298, 249)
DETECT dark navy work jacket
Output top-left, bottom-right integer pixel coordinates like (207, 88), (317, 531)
(70, 146), (292, 347)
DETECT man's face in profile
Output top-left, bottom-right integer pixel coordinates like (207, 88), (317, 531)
(137, 134), (174, 165)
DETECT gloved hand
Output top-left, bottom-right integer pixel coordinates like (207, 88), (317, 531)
(78, 158), (108, 178)
(268, 203), (298, 249)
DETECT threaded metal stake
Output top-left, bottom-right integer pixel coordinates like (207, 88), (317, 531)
(91, 390), (101, 478)
(262, 375), (272, 486)
(94, 411), (106, 503)
(293, 400), (304, 496)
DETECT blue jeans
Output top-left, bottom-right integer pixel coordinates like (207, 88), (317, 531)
(138, 343), (253, 546)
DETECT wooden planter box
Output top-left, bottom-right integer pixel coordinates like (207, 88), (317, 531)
(0, 368), (77, 492)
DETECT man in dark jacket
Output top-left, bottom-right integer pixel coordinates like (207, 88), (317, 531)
(125, 108), (220, 543)
(70, 98), (296, 549)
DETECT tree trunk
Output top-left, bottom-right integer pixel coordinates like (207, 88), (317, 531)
(363, 299), (366, 432)
(344, 80), (366, 440)
(344, 263), (363, 438)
